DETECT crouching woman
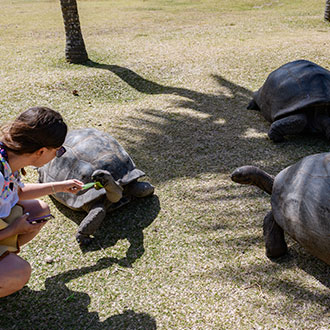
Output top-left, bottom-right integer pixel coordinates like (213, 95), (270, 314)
(0, 107), (83, 297)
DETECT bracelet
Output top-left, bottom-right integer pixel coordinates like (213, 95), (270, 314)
(51, 184), (56, 194)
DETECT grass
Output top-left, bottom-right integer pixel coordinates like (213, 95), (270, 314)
(0, 0), (330, 329)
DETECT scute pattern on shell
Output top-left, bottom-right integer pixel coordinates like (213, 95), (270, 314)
(38, 128), (145, 210)
(271, 152), (330, 264)
(65, 128), (136, 182)
(253, 60), (330, 122)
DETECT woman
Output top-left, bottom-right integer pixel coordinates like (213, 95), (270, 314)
(0, 107), (83, 297)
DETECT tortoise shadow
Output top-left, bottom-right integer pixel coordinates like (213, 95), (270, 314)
(272, 244), (330, 289)
(205, 246), (329, 316)
(51, 195), (160, 266)
(0, 257), (157, 330)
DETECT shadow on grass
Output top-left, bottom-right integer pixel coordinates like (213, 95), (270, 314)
(277, 247), (330, 289)
(0, 257), (156, 330)
(82, 60), (329, 185)
(0, 196), (160, 329)
(77, 61), (329, 305)
(206, 242), (330, 310)
(52, 195), (160, 265)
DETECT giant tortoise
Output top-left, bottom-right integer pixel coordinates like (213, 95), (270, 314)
(247, 60), (330, 142)
(231, 152), (330, 264)
(38, 128), (154, 245)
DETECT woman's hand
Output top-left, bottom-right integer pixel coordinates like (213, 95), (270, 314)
(54, 179), (84, 194)
(9, 213), (44, 236)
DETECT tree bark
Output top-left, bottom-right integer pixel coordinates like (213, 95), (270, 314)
(60, 0), (88, 63)
(325, 0), (330, 21)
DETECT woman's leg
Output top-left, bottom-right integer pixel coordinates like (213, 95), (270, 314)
(0, 253), (31, 297)
(17, 199), (50, 246)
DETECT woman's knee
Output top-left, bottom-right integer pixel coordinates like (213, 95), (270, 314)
(19, 199), (50, 217)
(19, 257), (32, 280)
(13, 259), (31, 289)
(0, 254), (31, 296)
(38, 200), (50, 215)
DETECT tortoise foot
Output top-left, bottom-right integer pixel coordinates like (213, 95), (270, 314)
(76, 233), (93, 246)
(268, 132), (286, 143)
(124, 181), (154, 198)
(268, 114), (307, 142)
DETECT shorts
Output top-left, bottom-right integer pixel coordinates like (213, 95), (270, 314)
(0, 204), (24, 260)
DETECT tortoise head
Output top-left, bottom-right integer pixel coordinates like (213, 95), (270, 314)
(231, 166), (256, 184)
(92, 170), (123, 203)
(231, 166), (274, 195)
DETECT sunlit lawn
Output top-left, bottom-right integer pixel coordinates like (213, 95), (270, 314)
(0, 0), (329, 329)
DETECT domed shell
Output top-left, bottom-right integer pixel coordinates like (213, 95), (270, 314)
(38, 128), (145, 210)
(252, 60), (330, 122)
(271, 152), (330, 264)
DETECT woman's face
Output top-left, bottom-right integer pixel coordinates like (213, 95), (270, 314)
(32, 146), (65, 167)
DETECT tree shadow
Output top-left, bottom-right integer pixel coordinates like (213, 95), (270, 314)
(51, 195), (160, 265)
(78, 61), (329, 303)
(0, 257), (157, 330)
(84, 60), (229, 98)
(82, 61), (329, 185)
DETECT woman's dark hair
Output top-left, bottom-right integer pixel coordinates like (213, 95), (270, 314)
(1, 107), (67, 154)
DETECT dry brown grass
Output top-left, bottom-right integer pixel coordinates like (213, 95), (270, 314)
(0, 0), (329, 329)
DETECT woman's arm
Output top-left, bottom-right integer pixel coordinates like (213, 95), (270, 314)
(18, 180), (83, 201)
(0, 213), (43, 240)
(0, 223), (17, 240)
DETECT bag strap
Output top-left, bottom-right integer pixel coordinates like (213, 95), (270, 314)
(0, 142), (6, 176)
(0, 162), (3, 176)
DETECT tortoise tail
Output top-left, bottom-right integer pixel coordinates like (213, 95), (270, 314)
(231, 166), (274, 195)
(247, 99), (260, 110)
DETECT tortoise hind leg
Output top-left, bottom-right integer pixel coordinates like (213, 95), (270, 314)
(268, 113), (307, 142)
(263, 211), (288, 259)
(76, 203), (107, 245)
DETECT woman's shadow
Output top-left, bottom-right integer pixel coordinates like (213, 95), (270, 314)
(0, 256), (157, 330)
(0, 194), (160, 329)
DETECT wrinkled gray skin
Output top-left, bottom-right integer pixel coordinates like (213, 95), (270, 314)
(38, 128), (154, 245)
(231, 153), (330, 265)
(248, 60), (330, 142)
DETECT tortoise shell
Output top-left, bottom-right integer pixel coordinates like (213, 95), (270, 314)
(38, 128), (145, 210)
(251, 60), (330, 122)
(271, 152), (330, 264)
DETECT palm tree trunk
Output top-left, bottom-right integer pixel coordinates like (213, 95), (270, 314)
(60, 0), (88, 63)
(325, 0), (330, 21)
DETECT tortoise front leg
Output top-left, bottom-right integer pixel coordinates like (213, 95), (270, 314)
(268, 113), (307, 142)
(263, 211), (288, 259)
(123, 181), (154, 198)
(76, 203), (106, 245)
